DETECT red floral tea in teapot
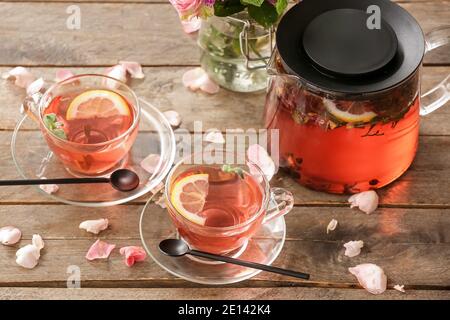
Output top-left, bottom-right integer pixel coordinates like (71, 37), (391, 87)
(264, 55), (420, 193)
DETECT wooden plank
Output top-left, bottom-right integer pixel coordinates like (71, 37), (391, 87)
(0, 130), (449, 206)
(0, 2), (448, 66)
(0, 287), (448, 300)
(0, 66), (448, 134)
(0, 238), (448, 288)
(1, 205), (449, 244)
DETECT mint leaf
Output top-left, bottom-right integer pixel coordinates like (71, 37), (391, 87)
(274, 0), (288, 15)
(43, 113), (67, 140)
(214, 0), (246, 17)
(222, 164), (244, 179)
(241, 0), (265, 7)
(247, 2), (278, 28)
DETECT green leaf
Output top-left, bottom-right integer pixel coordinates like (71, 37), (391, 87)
(274, 0), (288, 15)
(240, 0), (265, 7)
(214, 0), (246, 17)
(221, 164), (244, 179)
(52, 128), (67, 140)
(43, 114), (57, 129)
(247, 2), (278, 28)
(43, 113), (67, 140)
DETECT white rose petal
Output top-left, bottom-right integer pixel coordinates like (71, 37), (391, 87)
(344, 240), (364, 257)
(326, 219), (338, 234)
(204, 130), (225, 144)
(16, 234), (44, 269)
(349, 263), (387, 295)
(163, 110), (181, 127)
(348, 190), (379, 214)
(182, 67), (219, 94)
(150, 181), (165, 195)
(155, 194), (167, 209)
(55, 69), (75, 82)
(2, 66), (36, 88)
(0, 226), (22, 245)
(119, 61), (145, 79)
(104, 64), (127, 89)
(394, 284), (406, 293)
(39, 177), (59, 194)
(181, 17), (201, 33)
(26, 77), (45, 96)
(79, 218), (109, 235)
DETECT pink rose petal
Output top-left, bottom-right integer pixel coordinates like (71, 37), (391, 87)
(326, 219), (338, 234)
(394, 284), (406, 293)
(119, 61), (145, 79)
(163, 110), (182, 127)
(140, 154), (161, 174)
(247, 144), (276, 181)
(39, 177), (59, 194)
(26, 77), (45, 96)
(204, 130), (225, 144)
(85, 239), (116, 261)
(150, 181), (165, 195)
(0, 226), (22, 245)
(348, 191), (379, 214)
(119, 246), (147, 267)
(155, 194), (167, 209)
(344, 240), (364, 258)
(182, 68), (219, 94)
(2, 66), (36, 88)
(104, 64), (127, 89)
(55, 69), (75, 82)
(79, 218), (109, 235)
(32, 234), (44, 250)
(181, 17), (201, 33)
(349, 263), (387, 295)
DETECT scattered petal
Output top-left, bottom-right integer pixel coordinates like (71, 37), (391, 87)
(140, 154), (161, 174)
(2, 67), (35, 88)
(55, 69), (75, 82)
(85, 240), (116, 261)
(163, 110), (182, 127)
(204, 130), (225, 144)
(326, 219), (338, 234)
(182, 67), (219, 94)
(394, 284), (406, 293)
(348, 190), (379, 214)
(39, 177), (59, 194)
(344, 240), (364, 257)
(155, 194), (167, 209)
(26, 77), (44, 96)
(79, 218), (109, 235)
(247, 144), (276, 181)
(0, 226), (22, 245)
(119, 246), (147, 267)
(104, 64), (127, 89)
(119, 61), (145, 79)
(31, 234), (44, 250)
(181, 17), (201, 33)
(15, 234), (44, 269)
(349, 263), (387, 295)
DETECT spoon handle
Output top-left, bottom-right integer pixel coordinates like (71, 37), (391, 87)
(0, 177), (110, 186)
(189, 249), (310, 280)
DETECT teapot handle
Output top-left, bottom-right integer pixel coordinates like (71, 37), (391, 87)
(420, 26), (450, 116)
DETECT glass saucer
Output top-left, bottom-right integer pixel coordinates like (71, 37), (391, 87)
(139, 197), (286, 285)
(11, 98), (176, 207)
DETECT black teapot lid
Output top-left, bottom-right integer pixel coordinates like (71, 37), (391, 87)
(276, 0), (425, 94)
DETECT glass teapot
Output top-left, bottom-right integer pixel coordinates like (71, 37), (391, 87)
(264, 0), (449, 194)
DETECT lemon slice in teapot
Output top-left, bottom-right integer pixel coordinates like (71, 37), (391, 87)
(324, 99), (377, 123)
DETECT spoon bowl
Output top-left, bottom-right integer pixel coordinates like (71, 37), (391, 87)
(110, 169), (140, 192)
(159, 239), (190, 257)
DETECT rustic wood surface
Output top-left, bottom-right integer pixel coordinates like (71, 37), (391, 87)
(0, 0), (448, 300)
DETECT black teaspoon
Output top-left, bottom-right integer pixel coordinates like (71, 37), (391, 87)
(0, 168), (140, 192)
(159, 239), (310, 280)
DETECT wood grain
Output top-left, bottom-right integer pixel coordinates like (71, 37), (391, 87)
(0, 66), (449, 134)
(0, 130), (449, 206)
(0, 287), (449, 300)
(0, 2), (448, 66)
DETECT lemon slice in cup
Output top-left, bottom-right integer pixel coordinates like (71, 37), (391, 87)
(66, 89), (130, 120)
(324, 99), (377, 123)
(170, 174), (209, 226)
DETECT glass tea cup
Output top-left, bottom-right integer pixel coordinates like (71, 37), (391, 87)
(164, 150), (294, 255)
(22, 74), (140, 177)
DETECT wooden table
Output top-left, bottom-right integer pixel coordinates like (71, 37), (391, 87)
(0, 0), (449, 300)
